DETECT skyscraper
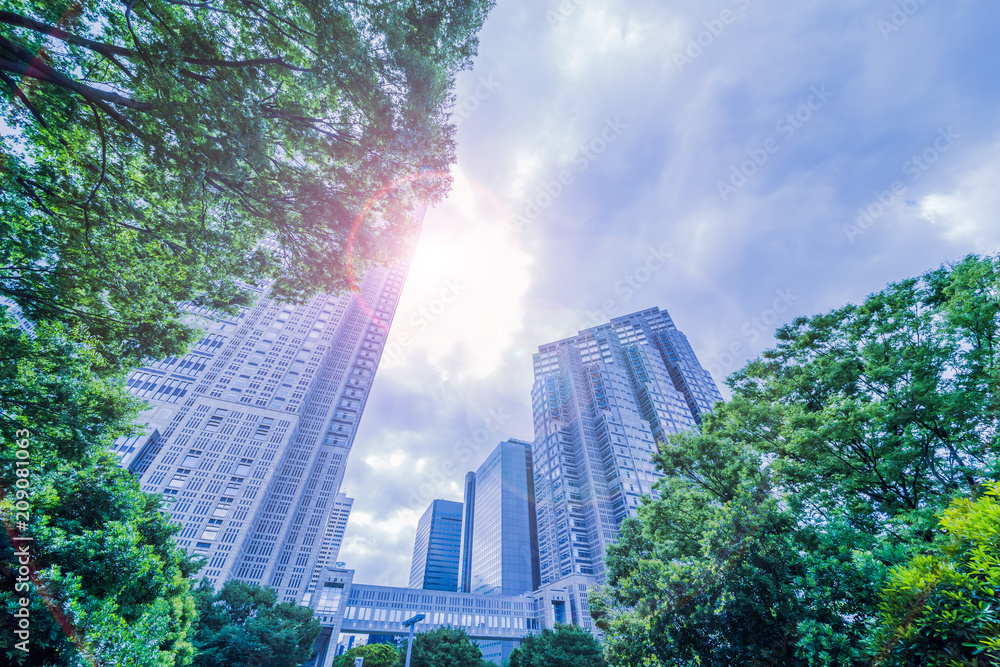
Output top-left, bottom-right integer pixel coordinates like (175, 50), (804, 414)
(530, 307), (721, 586)
(304, 493), (354, 604)
(121, 262), (409, 604)
(461, 439), (539, 597)
(460, 438), (541, 664)
(459, 472), (476, 594)
(409, 499), (463, 591)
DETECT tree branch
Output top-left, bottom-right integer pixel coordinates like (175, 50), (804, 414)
(0, 42), (154, 111)
(184, 56), (313, 72)
(0, 11), (134, 59)
(0, 69), (50, 129)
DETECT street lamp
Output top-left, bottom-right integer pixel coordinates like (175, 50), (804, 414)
(402, 614), (425, 667)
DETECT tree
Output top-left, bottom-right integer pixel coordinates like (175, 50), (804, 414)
(507, 624), (606, 667)
(591, 255), (1000, 666)
(872, 483), (1000, 666)
(592, 492), (886, 667)
(730, 254), (1000, 533)
(0, 309), (200, 666)
(0, 0), (494, 370)
(190, 579), (321, 667)
(334, 643), (399, 667)
(403, 626), (484, 667)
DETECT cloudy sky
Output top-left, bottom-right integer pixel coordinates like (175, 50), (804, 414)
(338, 0), (1000, 586)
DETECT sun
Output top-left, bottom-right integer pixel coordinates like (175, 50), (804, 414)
(387, 169), (534, 380)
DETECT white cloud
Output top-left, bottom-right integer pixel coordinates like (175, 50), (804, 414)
(918, 141), (1000, 250)
(382, 168), (533, 381)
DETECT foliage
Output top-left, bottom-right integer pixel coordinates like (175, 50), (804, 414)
(0, 0), (494, 370)
(403, 626), (484, 667)
(872, 483), (1000, 666)
(334, 642), (399, 667)
(190, 579), (321, 667)
(507, 624), (606, 667)
(592, 495), (887, 666)
(591, 255), (1000, 666)
(730, 254), (1000, 532)
(0, 309), (200, 666)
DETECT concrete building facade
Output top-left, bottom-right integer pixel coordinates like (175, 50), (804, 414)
(118, 263), (408, 604)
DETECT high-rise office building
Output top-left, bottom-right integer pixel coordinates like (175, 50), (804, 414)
(460, 438), (541, 664)
(459, 472), (476, 594)
(119, 262), (409, 604)
(530, 307), (721, 586)
(460, 439), (539, 597)
(409, 499), (463, 591)
(304, 493), (354, 603)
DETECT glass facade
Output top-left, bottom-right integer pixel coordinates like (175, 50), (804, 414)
(530, 307), (722, 586)
(463, 439), (540, 597)
(459, 472), (476, 593)
(409, 499), (463, 591)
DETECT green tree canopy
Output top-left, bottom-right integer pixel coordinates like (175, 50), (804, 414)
(507, 624), (606, 667)
(403, 626), (484, 667)
(190, 579), (321, 667)
(591, 255), (1000, 666)
(0, 0), (494, 370)
(872, 483), (1000, 666)
(334, 642), (399, 667)
(0, 310), (199, 666)
(731, 254), (1000, 533)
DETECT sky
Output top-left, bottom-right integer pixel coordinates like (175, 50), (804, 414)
(338, 0), (1000, 587)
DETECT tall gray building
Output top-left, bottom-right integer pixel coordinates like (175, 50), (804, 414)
(305, 493), (354, 604)
(118, 262), (408, 604)
(530, 307), (721, 587)
(409, 499), (463, 591)
(460, 439), (539, 597)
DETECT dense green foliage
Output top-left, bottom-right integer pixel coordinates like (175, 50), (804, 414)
(0, 310), (200, 666)
(507, 624), (606, 667)
(1, 0), (494, 370)
(873, 484), (1000, 666)
(334, 642), (400, 667)
(591, 255), (1000, 666)
(404, 626), (485, 667)
(190, 579), (321, 667)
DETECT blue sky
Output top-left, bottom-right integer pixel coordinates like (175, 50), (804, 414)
(338, 0), (1000, 586)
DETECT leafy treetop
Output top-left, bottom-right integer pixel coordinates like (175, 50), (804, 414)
(0, 0), (494, 371)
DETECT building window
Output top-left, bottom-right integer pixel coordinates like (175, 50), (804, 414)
(205, 408), (228, 431)
(168, 470), (191, 488)
(201, 519), (223, 541)
(213, 498), (234, 518)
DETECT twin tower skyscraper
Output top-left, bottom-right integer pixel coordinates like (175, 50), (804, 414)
(408, 308), (722, 610)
